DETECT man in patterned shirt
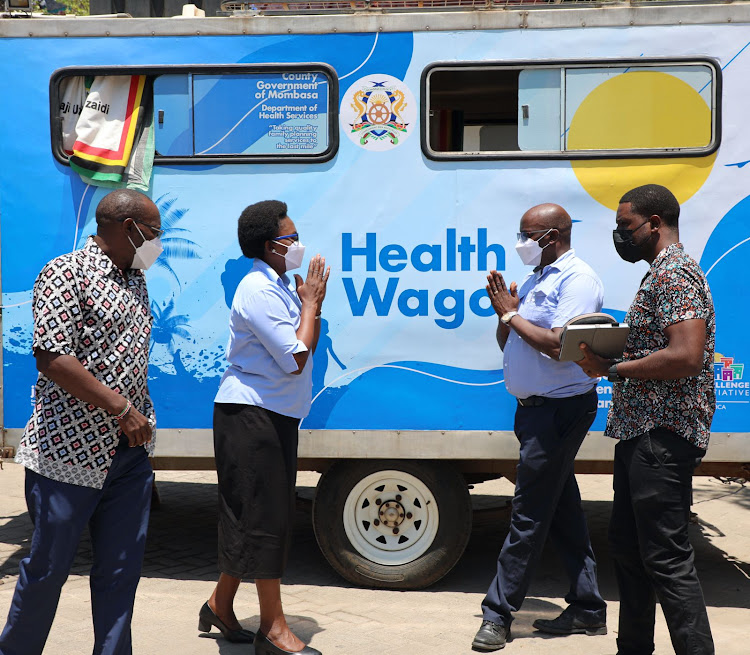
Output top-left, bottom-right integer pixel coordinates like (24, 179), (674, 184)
(0, 189), (162, 655)
(576, 184), (715, 655)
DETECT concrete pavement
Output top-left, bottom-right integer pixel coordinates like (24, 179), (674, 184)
(0, 461), (748, 654)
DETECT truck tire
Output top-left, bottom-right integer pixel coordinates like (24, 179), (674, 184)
(312, 460), (472, 590)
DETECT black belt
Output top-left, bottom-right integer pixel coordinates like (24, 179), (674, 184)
(517, 395), (546, 407)
(517, 389), (597, 408)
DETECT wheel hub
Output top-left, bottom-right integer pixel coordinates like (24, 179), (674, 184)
(341, 471), (440, 566)
(379, 500), (405, 528)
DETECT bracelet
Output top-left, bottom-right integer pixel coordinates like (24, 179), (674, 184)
(315, 313), (322, 320)
(114, 399), (132, 421)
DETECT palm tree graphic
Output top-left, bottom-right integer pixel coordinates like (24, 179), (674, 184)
(153, 193), (200, 285)
(150, 296), (191, 358)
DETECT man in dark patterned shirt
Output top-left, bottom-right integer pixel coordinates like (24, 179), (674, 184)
(0, 189), (162, 655)
(576, 184), (715, 655)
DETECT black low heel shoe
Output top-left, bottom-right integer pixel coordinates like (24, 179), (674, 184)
(198, 602), (255, 643)
(253, 631), (322, 655)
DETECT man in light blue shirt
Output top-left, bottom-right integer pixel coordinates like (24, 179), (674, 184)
(503, 248), (603, 400)
(472, 204), (607, 652)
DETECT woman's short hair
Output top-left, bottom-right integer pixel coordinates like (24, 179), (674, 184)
(237, 200), (288, 259)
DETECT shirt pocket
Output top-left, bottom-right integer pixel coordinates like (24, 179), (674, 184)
(523, 283), (558, 328)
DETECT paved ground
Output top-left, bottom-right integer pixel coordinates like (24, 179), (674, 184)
(0, 460), (748, 655)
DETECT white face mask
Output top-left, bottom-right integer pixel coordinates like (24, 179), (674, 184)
(128, 223), (163, 270)
(273, 240), (306, 271)
(515, 229), (552, 267)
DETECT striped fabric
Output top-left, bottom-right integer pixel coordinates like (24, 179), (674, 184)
(69, 75), (151, 184)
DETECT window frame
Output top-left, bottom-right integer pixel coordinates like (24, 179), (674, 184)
(49, 63), (340, 166)
(420, 57), (722, 161)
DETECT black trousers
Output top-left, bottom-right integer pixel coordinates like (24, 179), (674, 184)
(610, 428), (714, 655)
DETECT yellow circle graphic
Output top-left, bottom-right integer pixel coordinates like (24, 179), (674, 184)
(569, 71), (716, 210)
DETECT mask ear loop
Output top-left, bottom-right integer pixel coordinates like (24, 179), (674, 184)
(270, 239), (288, 257)
(538, 228), (556, 250)
(128, 221), (149, 248)
(127, 221), (145, 250)
(269, 239), (289, 257)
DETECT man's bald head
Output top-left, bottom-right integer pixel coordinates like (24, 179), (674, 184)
(95, 189), (154, 225)
(92, 189), (162, 272)
(520, 203), (572, 244)
(517, 203), (573, 268)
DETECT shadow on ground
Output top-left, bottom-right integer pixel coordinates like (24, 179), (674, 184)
(1, 478), (748, 612)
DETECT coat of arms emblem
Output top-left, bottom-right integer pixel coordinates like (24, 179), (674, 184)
(341, 75), (416, 151)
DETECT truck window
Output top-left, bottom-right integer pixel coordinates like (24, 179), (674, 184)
(423, 59), (719, 160)
(50, 65), (339, 165)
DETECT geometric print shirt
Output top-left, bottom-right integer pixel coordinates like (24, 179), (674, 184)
(15, 237), (156, 489)
(605, 243), (715, 451)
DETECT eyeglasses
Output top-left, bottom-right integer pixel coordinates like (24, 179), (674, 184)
(120, 218), (165, 238)
(273, 233), (299, 243)
(517, 228), (555, 241)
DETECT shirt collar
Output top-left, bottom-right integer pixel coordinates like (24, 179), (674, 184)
(536, 247), (576, 278)
(650, 242), (684, 271)
(253, 257), (291, 288)
(84, 236), (118, 276)
(84, 235), (145, 280)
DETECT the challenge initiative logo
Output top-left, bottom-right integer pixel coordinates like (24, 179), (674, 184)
(715, 354), (744, 381)
(341, 74), (416, 151)
(714, 352), (749, 405)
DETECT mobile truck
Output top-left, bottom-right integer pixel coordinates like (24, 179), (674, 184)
(1, 0), (748, 589)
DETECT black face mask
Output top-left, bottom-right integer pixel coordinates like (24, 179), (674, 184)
(612, 220), (650, 263)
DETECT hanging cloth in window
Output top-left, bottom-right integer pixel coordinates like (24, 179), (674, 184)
(59, 76), (88, 156)
(69, 75), (151, 186)
(90, 101), (155, 193)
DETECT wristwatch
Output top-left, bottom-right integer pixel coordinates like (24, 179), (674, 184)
(607, 363), (624, 383)
(501, 311), (519, 326)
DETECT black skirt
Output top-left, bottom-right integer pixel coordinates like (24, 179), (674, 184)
(213, 402), (300, 579)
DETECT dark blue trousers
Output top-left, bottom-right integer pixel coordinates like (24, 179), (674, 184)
(0, 440), (153, 655)
(482, 390), (606, 628)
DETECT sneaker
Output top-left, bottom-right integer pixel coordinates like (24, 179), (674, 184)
(472, 620), (511, 651)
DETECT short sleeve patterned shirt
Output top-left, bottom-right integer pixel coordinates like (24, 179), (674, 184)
(605, 243), (715, 450)
(15, 237), (155, 489)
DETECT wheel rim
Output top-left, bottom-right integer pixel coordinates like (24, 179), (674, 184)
(342, 470), (439, 566)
